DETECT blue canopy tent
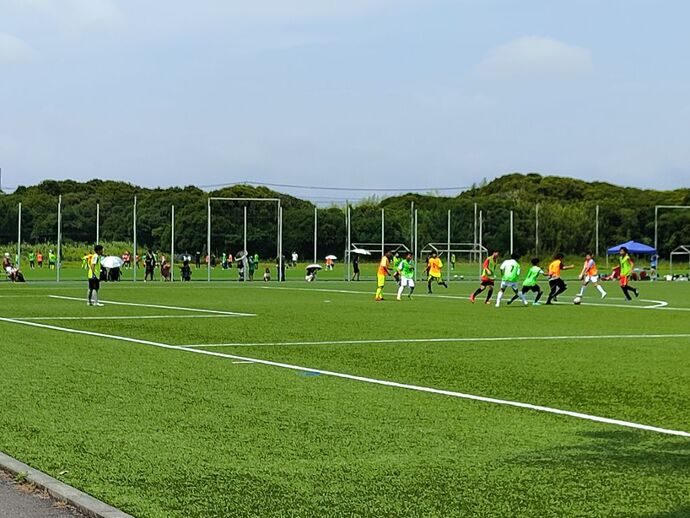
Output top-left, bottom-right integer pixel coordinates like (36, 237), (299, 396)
(607, 240), (657, 255)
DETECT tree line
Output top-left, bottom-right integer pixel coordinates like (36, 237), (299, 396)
(1, 174), (688, 261)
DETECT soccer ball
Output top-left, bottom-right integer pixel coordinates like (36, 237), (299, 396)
(573, 296), (582, 305)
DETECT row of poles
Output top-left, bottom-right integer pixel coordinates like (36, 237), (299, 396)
(14, 198), (687, 282)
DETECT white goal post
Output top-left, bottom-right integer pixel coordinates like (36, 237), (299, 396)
(206, 197), (283, 282)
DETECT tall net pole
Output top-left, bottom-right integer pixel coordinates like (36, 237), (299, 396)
(207, 198), (211, 283)
(313, 207), (318, 264)
(171, 205), (175, 283)
(595, 204), (599, 257)
(17, 202), (21, 268)
(473, 202), (478, 264)
(381, 208), (385, 256)
(413, 209), (418, 281)
(510, 210), (513, 254)
(446, 209), (451, 283)
(133, 196), (138, 283)
(535, 204), (539, 254)
(478, 210), (483, 278)
(96, 202), (100, 245)
(56, 195), (62, 283)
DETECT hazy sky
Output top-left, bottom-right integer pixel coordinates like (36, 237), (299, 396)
(1, 0), (689, 201)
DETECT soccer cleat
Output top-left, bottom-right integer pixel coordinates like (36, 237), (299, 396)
(634, 289), (639, 298)
(533, 301), (542, 306)
(95, 303), (104, 307)
(470, 293), (476, 303)
(396, 296), (401, 301)
(601, 292), (607, 299)
(484, 300), (492, 305)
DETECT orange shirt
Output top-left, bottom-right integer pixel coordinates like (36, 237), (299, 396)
(378, 256), (389, 275)
(428, 257), (443, 276)
(584, 259), (598, 276)
(548, 259), (562, 278)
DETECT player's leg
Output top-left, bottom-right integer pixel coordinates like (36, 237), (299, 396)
(484, 281), (494, 304)
(534, 285), (544, 304)
(546, 279), (558, 304)
(470, 283), (485, 302)
(556, 279), (568, 297)
(495, 284), (507, 307)
(427, 276), (433, 294)
(397, 278), (405, 300)
(375, 274), (385, 300)
(577, 278), (588, 298)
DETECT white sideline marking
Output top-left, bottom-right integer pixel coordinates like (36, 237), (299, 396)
(17, 315), (240, 321)
(184, 333), (690, 349)
(48, 295), (255, 317)
(232, 361), (255, 364)
(0, 316), (688, 438)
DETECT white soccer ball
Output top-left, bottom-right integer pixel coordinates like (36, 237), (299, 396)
(573, 296), (582, 305)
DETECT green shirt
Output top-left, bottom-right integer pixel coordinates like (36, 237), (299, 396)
(48, 252), (56, 263)
(398, 259), (415, 279)
(29, 252), (35, 261)
(393, 257), (402, 270)
(500, 259), (521, 282)
(619, 255), (633, 276)
(523, 265), (544, 287)
(87, 254), (101, 279)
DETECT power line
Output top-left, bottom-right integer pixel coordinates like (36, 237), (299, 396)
(199, 180), (470, 192)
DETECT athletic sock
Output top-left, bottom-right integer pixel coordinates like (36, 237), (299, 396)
(596, 285), (606, 296)
(485, 288), (494, 303)
(397, 285), (404, 299)
(472, 288), (483, 298)
(519, 291), (528, 305)
(507, 295), (518, 305)
(87, 289), (92, 305)
(577, 287), (585, 297)
(535, 290), (543, 303)
(622, 287), (632, 300)
(495, 290), (503, 307)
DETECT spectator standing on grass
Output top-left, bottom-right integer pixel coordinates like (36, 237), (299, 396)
(87, 245), (104, 307)
(291, 251), (298, 267)
(181, 259), (192, 281)
(37, 251), (43, 268)
(144, 249), (156, 282)
(248, 255), (256, 281)
(48, 249), (57, 270)
(28, 250), (35, 269)
(352, 254), (360, 281)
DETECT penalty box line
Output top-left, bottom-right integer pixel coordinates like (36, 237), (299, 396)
(0, 316), (688, 439)
(183, 333), (690, 348)
(48, 295), (256, 317)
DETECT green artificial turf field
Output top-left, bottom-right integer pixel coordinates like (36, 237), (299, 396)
(0, 274), (688, 517)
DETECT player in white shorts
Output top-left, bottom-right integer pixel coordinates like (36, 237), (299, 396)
(397, 253), (416, 300)
(577, 252), (607, 299)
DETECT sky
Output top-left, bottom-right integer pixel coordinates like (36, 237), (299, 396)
(1, 0), (689, 202)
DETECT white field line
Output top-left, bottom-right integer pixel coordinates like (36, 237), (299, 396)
(260, 286), (674, 309)
(184, 333), (690, 349)
(48, 295), (255, 317)
(232, 361), (255, 364)
(0, 316), (688, 438)
(16, 315), (242, 321)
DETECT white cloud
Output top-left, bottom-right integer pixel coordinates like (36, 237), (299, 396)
(0, 32), (34, 64)
(9, 0), (122, 28)
(475, 36), (592, 79)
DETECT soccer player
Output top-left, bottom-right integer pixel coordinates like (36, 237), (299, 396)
(470, 250), (499, 304)
(87, 244), (104, 307)
(392, 252), (402, 285)
(545, 253), (575, 305)
(619, 247), (639, 300)
(48, 249), (57, 270)
(576, 252), (607, 300)
(396, 253), (415, 300)
(375, 250), (393, 301)
(496, 253), (527, 307)
(508, 257), (546, 305)
(28, 250), (35, 270)
(425, 252), (448, 294)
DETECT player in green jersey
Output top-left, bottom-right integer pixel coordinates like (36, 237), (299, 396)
(396, 253), (416, 300)
(508, 257), (546, 305)
(392, 252), (403, 285)
(495, 253), (528, 307)
(618, 247), (639, 300)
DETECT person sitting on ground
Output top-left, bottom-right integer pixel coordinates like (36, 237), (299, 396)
(263, 267), (271, 282)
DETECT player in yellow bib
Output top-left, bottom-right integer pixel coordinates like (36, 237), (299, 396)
(425, 252), (448, 294)
(87, 245), (104, 307)
(375, 251), (393, 301)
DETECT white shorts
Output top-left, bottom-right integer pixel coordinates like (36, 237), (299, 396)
(401, 277), (415, 288)
(584, 275), (599, 284)
(501, 281), (519, 290)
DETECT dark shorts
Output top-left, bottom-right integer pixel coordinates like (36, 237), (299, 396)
(88, 277), (100, 291)
(522, 285), (541, 293)
(480, 278), (494, 287)
(549, 278), (566, 291)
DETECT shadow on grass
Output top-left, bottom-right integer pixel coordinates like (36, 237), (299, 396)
(513, 430), (690, 474)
